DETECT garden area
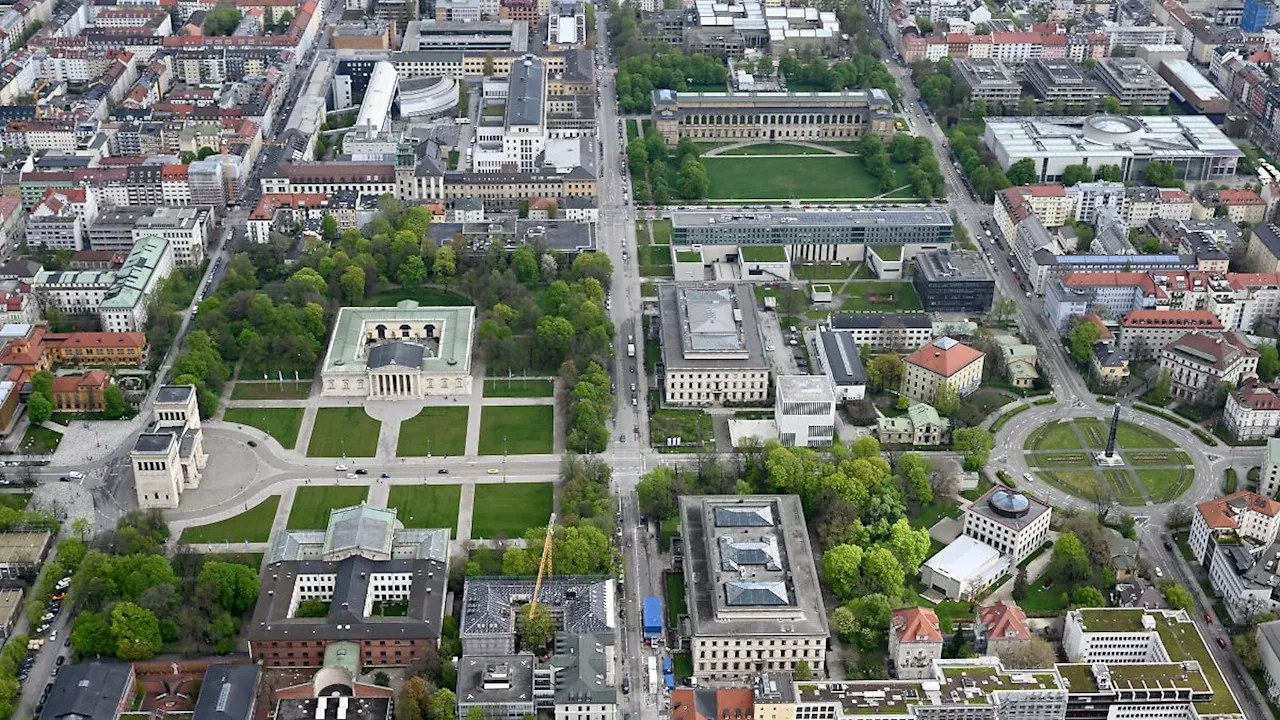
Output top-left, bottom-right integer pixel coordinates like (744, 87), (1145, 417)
(638, 245), (674, 278)
(20, 426), (62, 454)
(483, 378), (554, 398)
(179, 496), (280, 544)
(286, 486), (371, 529)
(701, 155), (916, 200)
(386, 485), (461, 534)
(650, 408), (714, 449)
(470, 482), (554, 538)
(223, 408), (304, 449)
(306, 407), (382, 457)
(396, 407), (469, 457)
(1023, 419), (1193, 506)
(361, 286), (472, 308)
(478, 405), (555, 455)
(839, 281), (921, 312)
(229, 382), (311, 400)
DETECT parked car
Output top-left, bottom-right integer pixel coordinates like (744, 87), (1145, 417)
(437, 469), (449, 474)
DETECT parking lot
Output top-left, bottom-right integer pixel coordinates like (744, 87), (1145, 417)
(756, 308), (805, 375)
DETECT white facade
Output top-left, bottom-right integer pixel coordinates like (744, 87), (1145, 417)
(962, 489), (1052, 565)
(132, 385), (206, 510)
(1263, 439), (1280, 500)
(774, 375), (836, 448)
(1223, 381), (1280, 442)
(1189, 491), (1280, 565)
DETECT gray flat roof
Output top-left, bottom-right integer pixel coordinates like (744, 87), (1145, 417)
(507, 55), (544, 128)
(817, 331), (867, 386)
(671, 207), (952, 229)
(456, 656), (536, 706)
(968, 485), (1050, 532)
(915, 249), (995, 282)
(680, 495), (828, 638)
(776, 374), (835, 403)
(658, 284), (768, 371)
(194, 665), (260, 720)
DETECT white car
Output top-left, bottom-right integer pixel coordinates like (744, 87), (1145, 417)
(1023, 473), (1034, 483)
(334, 464), (348, 471)
(346, 473), (358, 479)
(67, 471), (84, 480)
(49, 631), (57, 642)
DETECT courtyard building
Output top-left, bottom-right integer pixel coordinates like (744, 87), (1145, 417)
(900, 336), (985, 404)
(320, 301), (476, 399)
(248, 504), (450, 667)
(459, 577), (615, 656)
(658, 284), (769, 407)
(678, 495), (828, 680)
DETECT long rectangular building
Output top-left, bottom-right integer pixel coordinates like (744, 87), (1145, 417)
(650, 88), (896, 145)
(670, 208), (953, 263)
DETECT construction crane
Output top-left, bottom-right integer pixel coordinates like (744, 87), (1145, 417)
(530, 513), (557, 609)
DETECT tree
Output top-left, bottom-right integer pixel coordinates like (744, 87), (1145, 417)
(465, 709), (484, 720)
(1161, 582), (1194, 611)
(338, 265), (365, 304)
(998, 636), (1057, 668)
(433, 246), (457, 289)
(822, 544), (864, 599)
(197, 561), (260, 612)
(428, 689), (456, 720)
(1070, 585), (1106, 608)
(483, 52), (495, 76)
(952, 427), (995, 470)
(1148, 370), (1172, 405)
(1007, 158), (1037, 186)
(511, 247), (540, 285)
(31, 370), (52, 397)
(1096, 165), (1122, 182)
(1259, 343), (1279, 382)
(1051, 532), (1091, 583)
(203, 7), (242, 35)
(110, 602), (162, 660)
(517, 602), (553, 653)
(27, 392), (52, 424)
(1141, 162), (1180, 188)
(934, 382), (960, 416)
(571, 252), (613, 285)
(676, 156), (709, 199)
(866, 353), (904, 391)
(102, 384), (129, 419)
(1069, 320), (1103, 365)
(860, 546), (905, 599)
(1165, 503), (1192, 529)
(71, 611), (115, 657)
(398, 255), (428, 287)
(793, 660), (813, 681)
(988, 296), (1017, 326)
(1102, 96), (1123, 114)
(1235, 633), (1261, 671)
(1061, 164), (1094, 185)
(321, 215), (340, 242)
(1012, 567), (1028, 601)
(888, 518), (931, 574)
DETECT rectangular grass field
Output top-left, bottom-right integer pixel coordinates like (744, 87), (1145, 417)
(483, 379), (555, 398)
(386, 485), (462, 534)
(702, 156), (913, 200)
(307, 407), (381, 457)
(396, 407), (469, 456)
(479, 405), (555, 455)
(287, 486), (370, 529)
(230, 382), (311, 400)
(1138, 468), (1193, 504)
(1103, 470), (1147, 506)
(180, 496), (281, 544)
(470, 482), (554, 538)
(224, 408), (304, 449)
(839, 281), (922, 312)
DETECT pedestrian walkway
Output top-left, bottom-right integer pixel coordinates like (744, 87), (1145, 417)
(456, 483), (475, 543)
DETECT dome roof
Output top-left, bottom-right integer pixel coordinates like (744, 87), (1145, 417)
(988, 489), (1031, 518)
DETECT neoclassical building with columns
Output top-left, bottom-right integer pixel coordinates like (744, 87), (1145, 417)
(320, 300), (476, 398)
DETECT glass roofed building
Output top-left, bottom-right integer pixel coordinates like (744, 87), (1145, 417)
(678, 495), (828, 681)
(247, 504), (450, 668)
(984, 115), (1242, 183)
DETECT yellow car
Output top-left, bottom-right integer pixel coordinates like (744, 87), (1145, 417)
(487, 468), (499, 475)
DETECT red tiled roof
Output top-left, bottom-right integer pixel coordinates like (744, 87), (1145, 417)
(1197, 490), (1280, 529)
(1215, 189), (1264, 205)
(1120, 310), (1223, 329)
(45, 332), (146, 349)
(977, 600), (1030, 642)
(1162, 331), (1254, 370)
(51, 369), (109, 393)
(1230, 377), (1280, 411)
(893, 607), (942, 643)
(905, 338), (984, 377)
(1026, 185), (1067, 197)
(1063, 272), (1160, 296)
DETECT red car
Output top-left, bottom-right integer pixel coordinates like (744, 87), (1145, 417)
(1204, 613), (1213, 624)
(1217, 637), (1228, 649)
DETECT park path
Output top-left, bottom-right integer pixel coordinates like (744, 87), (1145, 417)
(702, 141), (853, 157)
(456, 484), (476, 543)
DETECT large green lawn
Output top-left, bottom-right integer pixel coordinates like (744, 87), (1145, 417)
(478, 406), (554, 455)
(483, 379), (555, 398)
(362, 286), (472, 307)
(180, 496), (280, 544)
(307, 407), (381, 457)
(716, 143), (836, 155)
(1025, 423), (1084, 452)
(386, 485), (461, 535)
(470, 483), (554, 539)
(287, 486), (370, 529)
(651, 219), (672, 245)
(21, 426), (62, 454)
(702, 155), (914, 200)
(1139, 468), (1194, 504)
(230, 382), (311, 400)
(224, 408), (304, 449)
(397, 407), (469, 457)
(839, 282), (921, 312)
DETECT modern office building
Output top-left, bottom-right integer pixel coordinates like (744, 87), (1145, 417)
(826, 313), (934, 350)
(813, 330), (867, 401)
(1244, 0), (1277, 31)
(901, 336), (985, 404)
(650, 88), (896, 145)
(773, 375), (836, 447)
(669, 208), (953, 263)
(953, 58), (1022, 105)
(984, 115), (1243, 182)
(1024, 59), (1102, 105)
(912, 249), (995, 313)
(658, 284), (769, 406)
(1095, 57), (1171, 106)
(248, 504), (450, 667)
(679, 495), (828, 681)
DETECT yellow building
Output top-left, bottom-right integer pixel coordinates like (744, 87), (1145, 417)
(901, 337), (985, 404)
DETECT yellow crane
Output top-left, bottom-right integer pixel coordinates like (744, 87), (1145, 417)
(530, 513), (557, 609)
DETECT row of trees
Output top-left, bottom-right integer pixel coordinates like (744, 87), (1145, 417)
(628, 134), (708, 204)
(865, 134), (946, 200)
(615, 53), (728, 113)
(778, 56), (901, 102)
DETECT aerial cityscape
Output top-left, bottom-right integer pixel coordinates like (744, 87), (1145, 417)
(2, 0), (1280, 717)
